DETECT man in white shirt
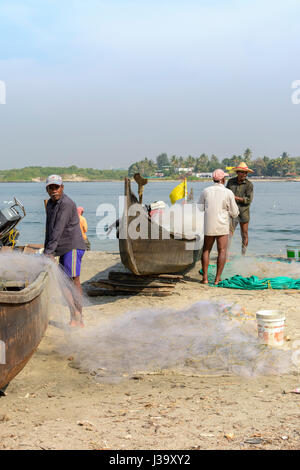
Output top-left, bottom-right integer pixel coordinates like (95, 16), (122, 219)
(199, 169), (239, 285)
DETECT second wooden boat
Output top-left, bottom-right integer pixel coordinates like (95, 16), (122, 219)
(119, 177), (202, 275)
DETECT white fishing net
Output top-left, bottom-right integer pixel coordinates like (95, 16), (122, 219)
(224, 255), (300, 279)
(0, 252), (85, 324)
(63, 300), (294, 383)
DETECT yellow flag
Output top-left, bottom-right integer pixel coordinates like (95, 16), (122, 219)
(169, 179), (187, 205)
(226, 166), (235, 173)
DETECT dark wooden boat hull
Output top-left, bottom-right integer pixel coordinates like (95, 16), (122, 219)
(0, 271), (49, 390)
(119, 178), (201, 275)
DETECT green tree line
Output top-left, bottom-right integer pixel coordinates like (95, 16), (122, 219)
(128, 150), (300, 178)
(0, 166), (128, 182)
(0, 151), (299, 182)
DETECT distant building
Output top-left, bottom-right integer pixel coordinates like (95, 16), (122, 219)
(175, 167), (194, 173)
(194, 172), (212, 178)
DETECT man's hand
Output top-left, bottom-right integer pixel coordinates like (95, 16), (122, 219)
(45, 253), (55, 261)
(235, 196), (244, 203)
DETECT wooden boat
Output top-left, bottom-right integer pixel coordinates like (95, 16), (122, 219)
(0, 244), (44, 254)
(119, 177), (202, 275)
(0, 269), (49, 391)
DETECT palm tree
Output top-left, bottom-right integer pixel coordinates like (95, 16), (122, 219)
(243, 148), (252, 163)
(209, 154), (219, 171)
(178, 156), (184, 168)
(194, 154), (209, 172)
(281, 152), (289, 160)
(186, 155), (195, 168)
(170, 155), (179, 168)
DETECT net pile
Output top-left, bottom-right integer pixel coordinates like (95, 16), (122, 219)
(0, 252), (83, 323)
(202, 256), (300, 289)
(63, 301), (293, 383)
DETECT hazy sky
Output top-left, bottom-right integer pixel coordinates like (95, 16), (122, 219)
(1, 0), (300, 169)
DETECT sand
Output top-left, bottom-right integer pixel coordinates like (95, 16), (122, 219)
(0, 251), (299, 450)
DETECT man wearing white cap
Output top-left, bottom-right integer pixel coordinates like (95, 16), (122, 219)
(44, 175), (86, 327)
(199, 169), (239, 285)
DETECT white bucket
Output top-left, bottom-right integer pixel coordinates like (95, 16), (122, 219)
(256, 310), (285, 347)
(286, 245), (300, 259)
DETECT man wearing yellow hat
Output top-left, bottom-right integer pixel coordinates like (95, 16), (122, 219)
(226, 162), (254, 255)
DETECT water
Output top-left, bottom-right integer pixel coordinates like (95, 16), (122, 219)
(0, 180), (299, 256)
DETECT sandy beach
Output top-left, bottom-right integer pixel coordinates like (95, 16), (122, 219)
(0, 251), (299, 450)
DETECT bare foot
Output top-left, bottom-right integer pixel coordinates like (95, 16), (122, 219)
(201, 279), (209, 284)
(69, 319), (85, 328)
(214, 279), (221, 285)
(69, 313), (85, 328)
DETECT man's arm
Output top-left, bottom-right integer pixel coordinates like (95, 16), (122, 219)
(228, 192), (239, 219)
(81, 216), (88, 233)
(242, 182), (253, 205)
(44, 202), (71, 255)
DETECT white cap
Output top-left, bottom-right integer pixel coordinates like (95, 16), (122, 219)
(46, 175), (63, 187)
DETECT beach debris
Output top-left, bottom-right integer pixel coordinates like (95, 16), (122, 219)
(68, 361), (81, 370)
(199, 433), (215, 438)
(282, 388), (300, 394)
(0, 414), (10, 422)
(244, 437), (264, 445)
(224, 433), (235, 441)
(77, 420), (95, 431)
(281, 435), (289, 440)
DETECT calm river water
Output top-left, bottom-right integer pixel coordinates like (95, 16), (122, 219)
(0, 180), (298, 256)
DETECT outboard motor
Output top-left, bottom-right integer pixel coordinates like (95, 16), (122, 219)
(0, 197), (26, 247)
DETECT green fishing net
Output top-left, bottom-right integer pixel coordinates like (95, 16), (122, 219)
(200, 258), (300, 290)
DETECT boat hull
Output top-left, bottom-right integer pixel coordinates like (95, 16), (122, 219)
(119, 178), (201, 275)
(0, 271), (49, 390)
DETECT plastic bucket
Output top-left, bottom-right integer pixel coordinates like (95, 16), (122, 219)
(286, 245), (300, 259)
(256, 310), (285, 347)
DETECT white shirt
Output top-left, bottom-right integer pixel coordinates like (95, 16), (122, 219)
(198, 183), (239, 236)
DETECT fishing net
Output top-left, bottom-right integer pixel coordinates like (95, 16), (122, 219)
(200, 256), (300, 289)
(62, 300), (294, 382)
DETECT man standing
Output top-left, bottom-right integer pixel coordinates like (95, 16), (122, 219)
(44, 175), (86, 327)
(77, 206), (91, 251)
(199, 169), (239, 285)
(226, 162), (254, 255)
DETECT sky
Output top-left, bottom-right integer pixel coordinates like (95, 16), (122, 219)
(1, 0), (300, 170)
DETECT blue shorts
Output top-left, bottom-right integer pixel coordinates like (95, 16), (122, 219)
(59, 249), (85, 278)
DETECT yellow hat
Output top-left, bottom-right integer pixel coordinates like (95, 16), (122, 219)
(232, 162), (254, 173)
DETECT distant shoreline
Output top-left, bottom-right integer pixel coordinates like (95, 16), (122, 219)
(0, 177), (300, 183)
